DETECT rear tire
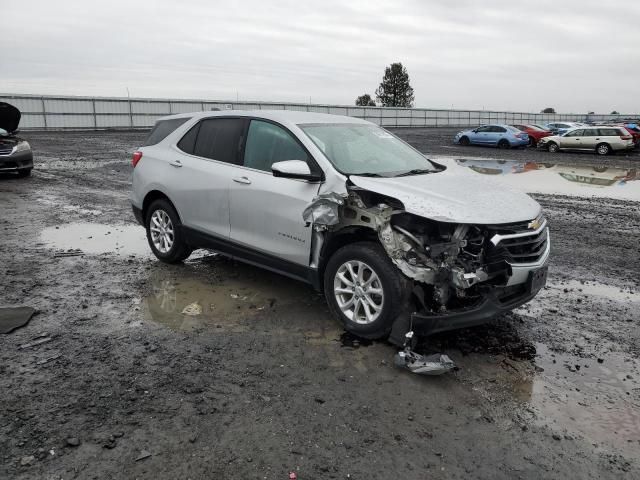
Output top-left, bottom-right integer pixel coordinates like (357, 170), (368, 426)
(145, 199), (193, 264)
(459, 136), (470, 146)
(547, 142), (559, 153)
(498, 139), (510, 149)
(17, 168), (32, 178)
(324, 242), (409, 340)
(596, 143), (611, 156)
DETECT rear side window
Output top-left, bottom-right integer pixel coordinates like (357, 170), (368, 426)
(143, 118), (190, 146)
(493, 126), (507, 133)
(177, 122), (200, 154)
(187, 118), (246, 164)
(598, 128), (619, 136)
(243, 120), (309, 172)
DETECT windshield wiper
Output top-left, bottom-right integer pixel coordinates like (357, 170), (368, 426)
(393, 168), (435, 177)
(349, 172), (387, 177)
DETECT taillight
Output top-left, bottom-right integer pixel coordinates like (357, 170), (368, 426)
(132, 151), (143, 167)
(620, 135), (632, 140)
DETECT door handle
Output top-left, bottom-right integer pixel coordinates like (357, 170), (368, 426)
(233, 176), (252, 185)
(169, 160), (182, 168)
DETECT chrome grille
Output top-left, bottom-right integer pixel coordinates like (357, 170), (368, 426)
(488, 217), (549, 264)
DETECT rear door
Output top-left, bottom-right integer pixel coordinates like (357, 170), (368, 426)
(580, 128), (599, 149)
(229, 119), (321, 266)
(170, 117), (248, 238)
(490, 126), (507, 145)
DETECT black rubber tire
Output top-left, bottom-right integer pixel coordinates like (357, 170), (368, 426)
(497, 139), (510, 149)
(323, 241), (409, 340)
(17, 168), (32, 178)
(528, 136), (537, 147)
(595, 143), (611, 156)
(547, 142), (559, 153)
(145, 198), (193, 264)
(593, 165), (608, 173)
(459, 136), (470, 146)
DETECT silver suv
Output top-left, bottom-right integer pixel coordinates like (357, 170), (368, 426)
(130, 111), (550, 341)
(538, 126), (634, 155)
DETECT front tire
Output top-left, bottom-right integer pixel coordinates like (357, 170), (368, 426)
(596, 143), (611, 156)
(459, 136), (470, 146)
(324, 242), (409, 340)
(528, 136), (537, 147)
(547, 142), (559, 153)
(145, 199), (192, 263)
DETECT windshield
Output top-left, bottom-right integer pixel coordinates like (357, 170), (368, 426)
(300, 123), (436, 176)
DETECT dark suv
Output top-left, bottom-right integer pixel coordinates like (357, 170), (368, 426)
(0, 102), (33, 177)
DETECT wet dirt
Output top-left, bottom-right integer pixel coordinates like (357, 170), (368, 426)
(1, 129), (639, 479)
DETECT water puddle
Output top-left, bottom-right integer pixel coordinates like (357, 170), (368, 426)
(39, 223), (150, 257)
(547, 279), (640, 304)
(512, 344), (640, 457)
(140, 256), (330, 332)
(431, 156), (640, 200)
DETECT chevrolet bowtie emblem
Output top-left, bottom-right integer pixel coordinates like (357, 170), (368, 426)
(528, 218), (541, 230)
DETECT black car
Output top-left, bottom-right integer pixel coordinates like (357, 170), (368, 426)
(0, 102), (33, 177)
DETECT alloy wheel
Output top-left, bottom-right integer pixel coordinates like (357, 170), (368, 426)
(150, 209), (175, 254)
(333, 260), (384, 324)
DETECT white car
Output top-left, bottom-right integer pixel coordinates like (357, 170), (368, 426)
(538, 126), (634, 155)
(130, 111), (549, 341)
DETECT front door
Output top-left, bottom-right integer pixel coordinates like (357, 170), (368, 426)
(560, 129), (583, 149)
(229, 119), (321, 266)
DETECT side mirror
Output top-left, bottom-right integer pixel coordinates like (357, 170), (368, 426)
(272, 160), (322, 181)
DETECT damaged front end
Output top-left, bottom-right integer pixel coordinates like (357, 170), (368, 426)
(304, 184), (549, 342)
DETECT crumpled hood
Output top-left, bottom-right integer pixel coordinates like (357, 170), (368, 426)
(0, 102), (21, 134)
(349, 170), (541, 224)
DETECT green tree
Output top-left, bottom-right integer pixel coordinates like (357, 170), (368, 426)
(541, 107), (556, 113)
(375, 62), (414, 107)
(355, 94), (376, 106)
(611, 110), (619, 115)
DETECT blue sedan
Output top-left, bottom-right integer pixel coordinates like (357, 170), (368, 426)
(454, 124), (529, 148)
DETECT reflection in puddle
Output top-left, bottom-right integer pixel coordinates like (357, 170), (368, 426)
(432, 156), (640, 200)
(142, 258), (322, 331)
(513, 344), (640, 457)
(40, 223), (150, 256)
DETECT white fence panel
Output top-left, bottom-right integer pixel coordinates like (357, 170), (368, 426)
(1, 94), (637, 130)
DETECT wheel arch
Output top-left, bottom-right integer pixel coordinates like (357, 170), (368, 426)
(142, 190), (177, 222)
(317, 226), (380, 293)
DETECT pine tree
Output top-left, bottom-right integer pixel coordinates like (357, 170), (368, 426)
(375, 63), (414, 107)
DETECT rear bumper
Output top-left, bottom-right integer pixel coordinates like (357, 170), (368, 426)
(132, 204), (144, 225)
(410, 269), (547, 336)
(0, 150), (33, 171)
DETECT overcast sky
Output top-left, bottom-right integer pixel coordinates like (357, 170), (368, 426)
(2, 0), (639, 113)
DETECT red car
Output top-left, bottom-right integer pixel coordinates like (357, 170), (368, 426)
(617, 125), (640, 147)
(512, 124), (553, 147)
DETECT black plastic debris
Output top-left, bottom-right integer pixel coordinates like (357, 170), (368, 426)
(0, 306), (36, 334)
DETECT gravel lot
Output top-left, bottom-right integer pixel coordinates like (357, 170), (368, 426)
(1, 128), (639, 479)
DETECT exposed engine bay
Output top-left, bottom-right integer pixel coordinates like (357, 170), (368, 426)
(304, 187), (514, 314)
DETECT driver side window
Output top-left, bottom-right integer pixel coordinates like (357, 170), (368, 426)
(243, 120), (309, 173)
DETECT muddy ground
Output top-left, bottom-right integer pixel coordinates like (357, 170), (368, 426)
(1, 128), (639, 479)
